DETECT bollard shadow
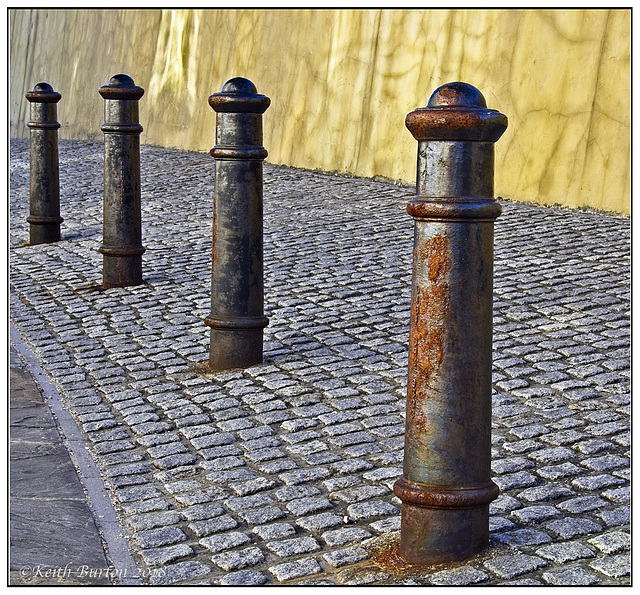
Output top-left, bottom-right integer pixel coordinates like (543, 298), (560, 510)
(73, 280), (153, 294)
(72, 284), (110, 294)
(140, 273), (170, 285)
(18, 232), (98, 247)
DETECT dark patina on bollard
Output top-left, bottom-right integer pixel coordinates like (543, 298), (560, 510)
(393, 82), (508, 564)
(98, 74), (145, 288)
(25, 82), (63, 244)
(205, 77), (270, 370)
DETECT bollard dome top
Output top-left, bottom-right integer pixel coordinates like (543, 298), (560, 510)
(222, 77), (259, 95)
(99, 74), (145, 100)
(428, 82), (487, 108)
(406, 82), (507, 142)
(25, 82), (61, 103)
(209, 77), (270, 114)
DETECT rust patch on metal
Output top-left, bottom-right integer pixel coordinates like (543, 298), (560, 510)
(407, 234), (451, 434)
(425, 235), (451, 282)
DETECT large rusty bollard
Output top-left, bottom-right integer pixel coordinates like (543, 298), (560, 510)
(205, 77), (270, 370)
(393, 82), (508, 564)
(25, 82), (63, 244)
(98, 74), (145, 287)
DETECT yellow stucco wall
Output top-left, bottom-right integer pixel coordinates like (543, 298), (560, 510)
(10, 9), (630, 214)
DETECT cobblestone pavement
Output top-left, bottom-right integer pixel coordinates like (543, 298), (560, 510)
(9, 139), (630, 586)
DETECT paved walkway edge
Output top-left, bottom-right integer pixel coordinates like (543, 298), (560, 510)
(10, 322), (142, 586)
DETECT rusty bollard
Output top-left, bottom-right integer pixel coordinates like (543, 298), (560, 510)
(393, 82), (508, 564)
(25, 82), (63, 244)
(98, 74), (145, 288)
(205, 77), (270, 370)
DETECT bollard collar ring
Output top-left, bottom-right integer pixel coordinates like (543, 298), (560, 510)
(407, 196), (502, 221)
(394, 476), (499, 509)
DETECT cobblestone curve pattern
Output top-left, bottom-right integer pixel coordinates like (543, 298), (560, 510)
(9, 140), (630, 585)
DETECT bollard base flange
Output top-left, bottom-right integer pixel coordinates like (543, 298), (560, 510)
(206, 315), (268, 371)
(393, 476), (498, 564)
(397, 501), (490, 565)
(28, 221), (62, 245)
(101, 256), (143, 288)
(207, 328), (265, 371)
(99, 245), (145, 288)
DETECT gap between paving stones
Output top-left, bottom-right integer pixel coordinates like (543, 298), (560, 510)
(9, 139), (630, 586)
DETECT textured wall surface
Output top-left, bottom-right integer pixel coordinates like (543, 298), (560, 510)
(10, 9), (630, 213)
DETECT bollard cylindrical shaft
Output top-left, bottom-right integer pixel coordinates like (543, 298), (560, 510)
(393, 82), (508, 564)
(205, 77), (270, 370)
(98, 74), (145, 288)
(25, 82), (63, 244)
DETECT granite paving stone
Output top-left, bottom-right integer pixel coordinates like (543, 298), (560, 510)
(483, 554), (548, 579)
(428, 567), (490, 586)
(595, 506), (630, 527)
(268, 557), (323, 581)
(148, 560), (212, 585)
(198, 532), (252, 554)
(544, 518), (603, 539)
(138, 543), (194, 567)
(10, 140), (629, 585)
(134, 527), (189, 549)
(323, 546), (369, 568)
(127, 511), (183, 531)
(321, 527), (373, 547)
(252, 523), (296, 540)
(188, 516), (239, 537)
(542, 567), (601, 585)
(511, 506), (562, 524)
(587, 531), (631, 554)
(535, 542), (596, 563)
(265, 536), (321, 557)
(295, 513), (345, 532)
(210, 546), (265, 571)
(571, 474), (625, 491)
(239, 506), (287, 524)
(588, 554), (631, 578)
(601, 486), (630, 503)
(218, 569), (269, 585)
(491, 528), (552, 547)
(286, 497), (333, 516)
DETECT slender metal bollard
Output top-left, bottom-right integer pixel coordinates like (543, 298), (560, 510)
(25, 82), (63, 244)
(393, 82), (508, 564)
(205, 77), (270, 370)
(98, 74), (145, 288)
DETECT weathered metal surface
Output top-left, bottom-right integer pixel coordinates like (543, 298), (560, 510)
(25, 82), (63, 245)
(98, 74), (145, 288)
(394, 82), (508, 565)
(205, 77), (270, 370)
